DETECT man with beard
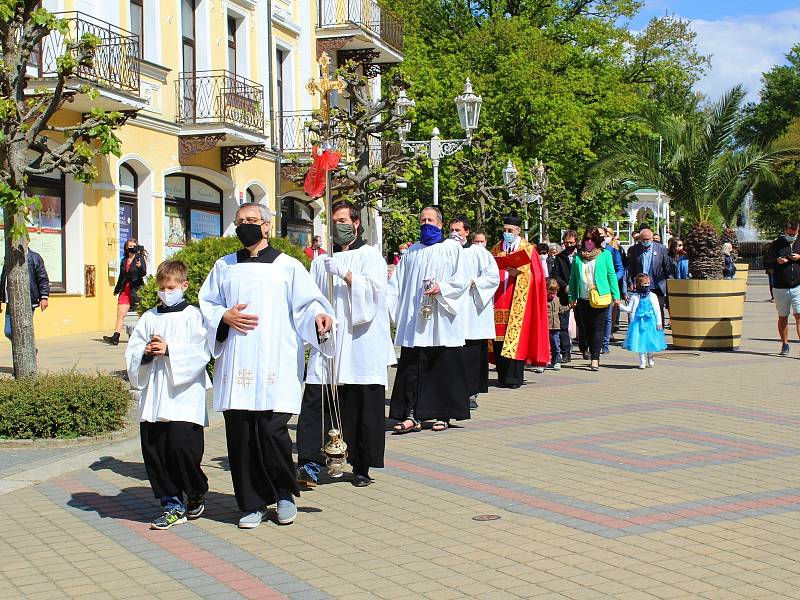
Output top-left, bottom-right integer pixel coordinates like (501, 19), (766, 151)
(199, 203), (333, 529)
(297, 201), (395, 487)
(448, 216), (499, 410)
(387, 206), (471, 433)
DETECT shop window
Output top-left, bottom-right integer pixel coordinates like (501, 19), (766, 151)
(280, 196), (313, 249)
(164, 174), (222, 257)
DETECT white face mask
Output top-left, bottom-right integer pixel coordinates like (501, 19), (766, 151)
(605, 236), (612, 246)
(474, 241), (486, 247)
(158, 288), (184, 307)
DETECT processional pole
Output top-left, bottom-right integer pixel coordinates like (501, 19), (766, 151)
(306, 52), (348, 476)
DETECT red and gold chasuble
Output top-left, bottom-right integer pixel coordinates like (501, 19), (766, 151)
(490, 239), (550, 367)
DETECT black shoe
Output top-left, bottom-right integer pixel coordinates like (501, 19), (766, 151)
(352, 474), (372, 487)
(469, 397), (478, 409)
(296, 465), (318, 488)
(186, 495), (205, 520)
(582, 352), (590, 360)
(103, 332), (120, 346)
(561, 355), (571, 364)
(150, 507), (186, 530)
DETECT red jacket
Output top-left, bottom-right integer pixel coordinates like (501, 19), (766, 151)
(304, 246), (326, 260)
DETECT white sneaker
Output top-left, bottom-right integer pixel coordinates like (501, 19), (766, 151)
(238, 509), (265, 529)
(638, 362), (646, 370)
(647, 357), (655, 368)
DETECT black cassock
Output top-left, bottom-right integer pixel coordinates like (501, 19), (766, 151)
(493, 340), (525, 387)
(297, 383), (386, 476)
(464, 339), (489, 396)
(389, 346), (470, 422)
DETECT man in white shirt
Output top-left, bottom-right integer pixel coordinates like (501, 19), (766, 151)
(386, 207), (471, 433)
(199, 203), (333, 529)
(449, 216), (499, 409)
(298, 201), (395, 487)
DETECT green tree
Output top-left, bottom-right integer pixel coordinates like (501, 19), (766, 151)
(390, 0), (707, 229)
(590, 86), (796, 279)
(1, 2), (131, 377)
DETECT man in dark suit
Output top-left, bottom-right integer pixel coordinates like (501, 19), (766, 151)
(626, 227), (672, 322)
(551, 230), (578, 362)
(0, 248), (50, 340)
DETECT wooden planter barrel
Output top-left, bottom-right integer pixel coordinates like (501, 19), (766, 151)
(734, 263), (749, 281)
(667, 278), (747, 350)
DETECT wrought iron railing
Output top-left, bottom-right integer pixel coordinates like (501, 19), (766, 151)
(279, 111), (319, 153)
(35, 12), (140, 93)
(175, 71), (265, 134)
(318, 0), (403, 53)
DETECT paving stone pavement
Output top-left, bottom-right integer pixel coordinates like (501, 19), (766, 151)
(2, 275), (800, 599)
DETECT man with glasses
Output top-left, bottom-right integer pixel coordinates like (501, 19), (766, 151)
(552, 230), (578, 363)
(199, 202), (334, 529)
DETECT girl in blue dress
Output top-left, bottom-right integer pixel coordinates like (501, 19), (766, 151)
(620, 274), (667, 368)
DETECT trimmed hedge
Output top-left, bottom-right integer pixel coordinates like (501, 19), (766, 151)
(0, 373), (131, 439)
(138, 235), (311, 313)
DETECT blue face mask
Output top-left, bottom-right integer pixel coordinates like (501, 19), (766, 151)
(503, 231), (517, 245)
(641, 240), (652, 249)
(420, 223), (442, 246)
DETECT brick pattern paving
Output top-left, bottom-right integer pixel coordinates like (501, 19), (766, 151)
(2, 281), (800, 598)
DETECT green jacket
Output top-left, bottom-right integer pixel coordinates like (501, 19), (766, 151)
(568, 251), (621, 303)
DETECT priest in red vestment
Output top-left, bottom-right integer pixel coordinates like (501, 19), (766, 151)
(490, 215), (550, 388)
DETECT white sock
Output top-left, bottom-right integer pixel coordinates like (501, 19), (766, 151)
(639, 353), (647, 366)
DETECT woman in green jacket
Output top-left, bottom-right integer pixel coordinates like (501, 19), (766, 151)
(569, 226), (621, 371)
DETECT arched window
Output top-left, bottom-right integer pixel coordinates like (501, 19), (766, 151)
(164, 174), (223, 256)
(119, 163), (138, 258)
(246, 187), (255, 204)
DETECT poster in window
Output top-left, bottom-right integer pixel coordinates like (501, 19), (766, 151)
(164, 204), (187, 257)
(190, 208), (220, 240)
(286, 223), (312, 250)
(119, 202), (134, 258)
(28, 195), (63, 286)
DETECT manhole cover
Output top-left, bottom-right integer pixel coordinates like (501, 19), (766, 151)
(472, 514), (501, 521)
(658, 351), (701, 360)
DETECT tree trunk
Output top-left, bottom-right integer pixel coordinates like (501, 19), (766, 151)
(4, 202), (37, 378)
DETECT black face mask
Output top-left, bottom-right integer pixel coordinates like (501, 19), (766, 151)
(126, 247), (136, 255)
(236, 223), (265, 247)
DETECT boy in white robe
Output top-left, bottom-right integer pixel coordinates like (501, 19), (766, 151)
(298, 201), (396, 487)
(125, 260), (211, 530)
(386, 206), (471, 433)
(198, 203), (333, 529)
(448, 216), (499, 410)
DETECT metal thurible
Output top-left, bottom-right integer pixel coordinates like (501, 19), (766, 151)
(419, 278), (436, 320)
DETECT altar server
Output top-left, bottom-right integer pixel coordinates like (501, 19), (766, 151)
(449, 216), (499, 409)
(387, 206), (471, 433)
(298, 201), (396, 487)
(199, 203), (333, 529)
(126, 260), (210, 530)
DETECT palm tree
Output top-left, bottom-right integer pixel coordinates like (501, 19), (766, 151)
(590, 86), (796, 279)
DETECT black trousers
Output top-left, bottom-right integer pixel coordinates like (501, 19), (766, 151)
(575, 299), (607, 360)
(464, 339), (489, 396)
(493, 340), (524, 386)
(653, 288), (666, 323)
(223, 410), (299, 512)
(140, 421), (208, 501)
(389, 346), (470, 422)
(297, 383), (386, 475)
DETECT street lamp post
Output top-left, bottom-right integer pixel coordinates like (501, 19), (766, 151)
(394, 80), (482, 206)
(502, 158), (548, 241)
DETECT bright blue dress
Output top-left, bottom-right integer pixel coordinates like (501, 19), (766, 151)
(623, 294), (667, 353)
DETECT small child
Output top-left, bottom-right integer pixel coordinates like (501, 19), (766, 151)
(619, 273), (667, 369)
(125, 260), (211, 530)
(546, 278), (569, 370)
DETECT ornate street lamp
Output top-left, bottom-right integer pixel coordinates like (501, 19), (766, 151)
(502, 158), (548, 241)
(455, 78), (482, 143)
(397, 79), (482, 205)
(502, 159), (518, 189)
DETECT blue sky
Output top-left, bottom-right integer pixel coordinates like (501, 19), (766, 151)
(625, 1), (800, 103)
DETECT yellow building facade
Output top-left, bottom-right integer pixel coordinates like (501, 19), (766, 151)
(2, 0), (402, 340)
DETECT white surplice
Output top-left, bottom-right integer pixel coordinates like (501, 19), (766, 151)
(125, 306), (211, 427)
(199, 251), (333, 414)
(458, 243), (500, 340)
(386, 238), (470, 348)
(306, 244), (396, 387)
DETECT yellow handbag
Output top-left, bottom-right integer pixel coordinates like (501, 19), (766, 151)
(585, 263), (612, 308)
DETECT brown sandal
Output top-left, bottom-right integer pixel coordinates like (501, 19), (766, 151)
(393, 417), (421, 434)
(432, 420), (449, 432)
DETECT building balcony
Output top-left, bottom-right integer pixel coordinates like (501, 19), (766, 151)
(28, 12), (144, 112)
(175, 70), (268, 148)
(317, 0), (404, 63)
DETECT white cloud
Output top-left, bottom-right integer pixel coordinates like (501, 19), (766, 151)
(690, 9), (800, 103)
